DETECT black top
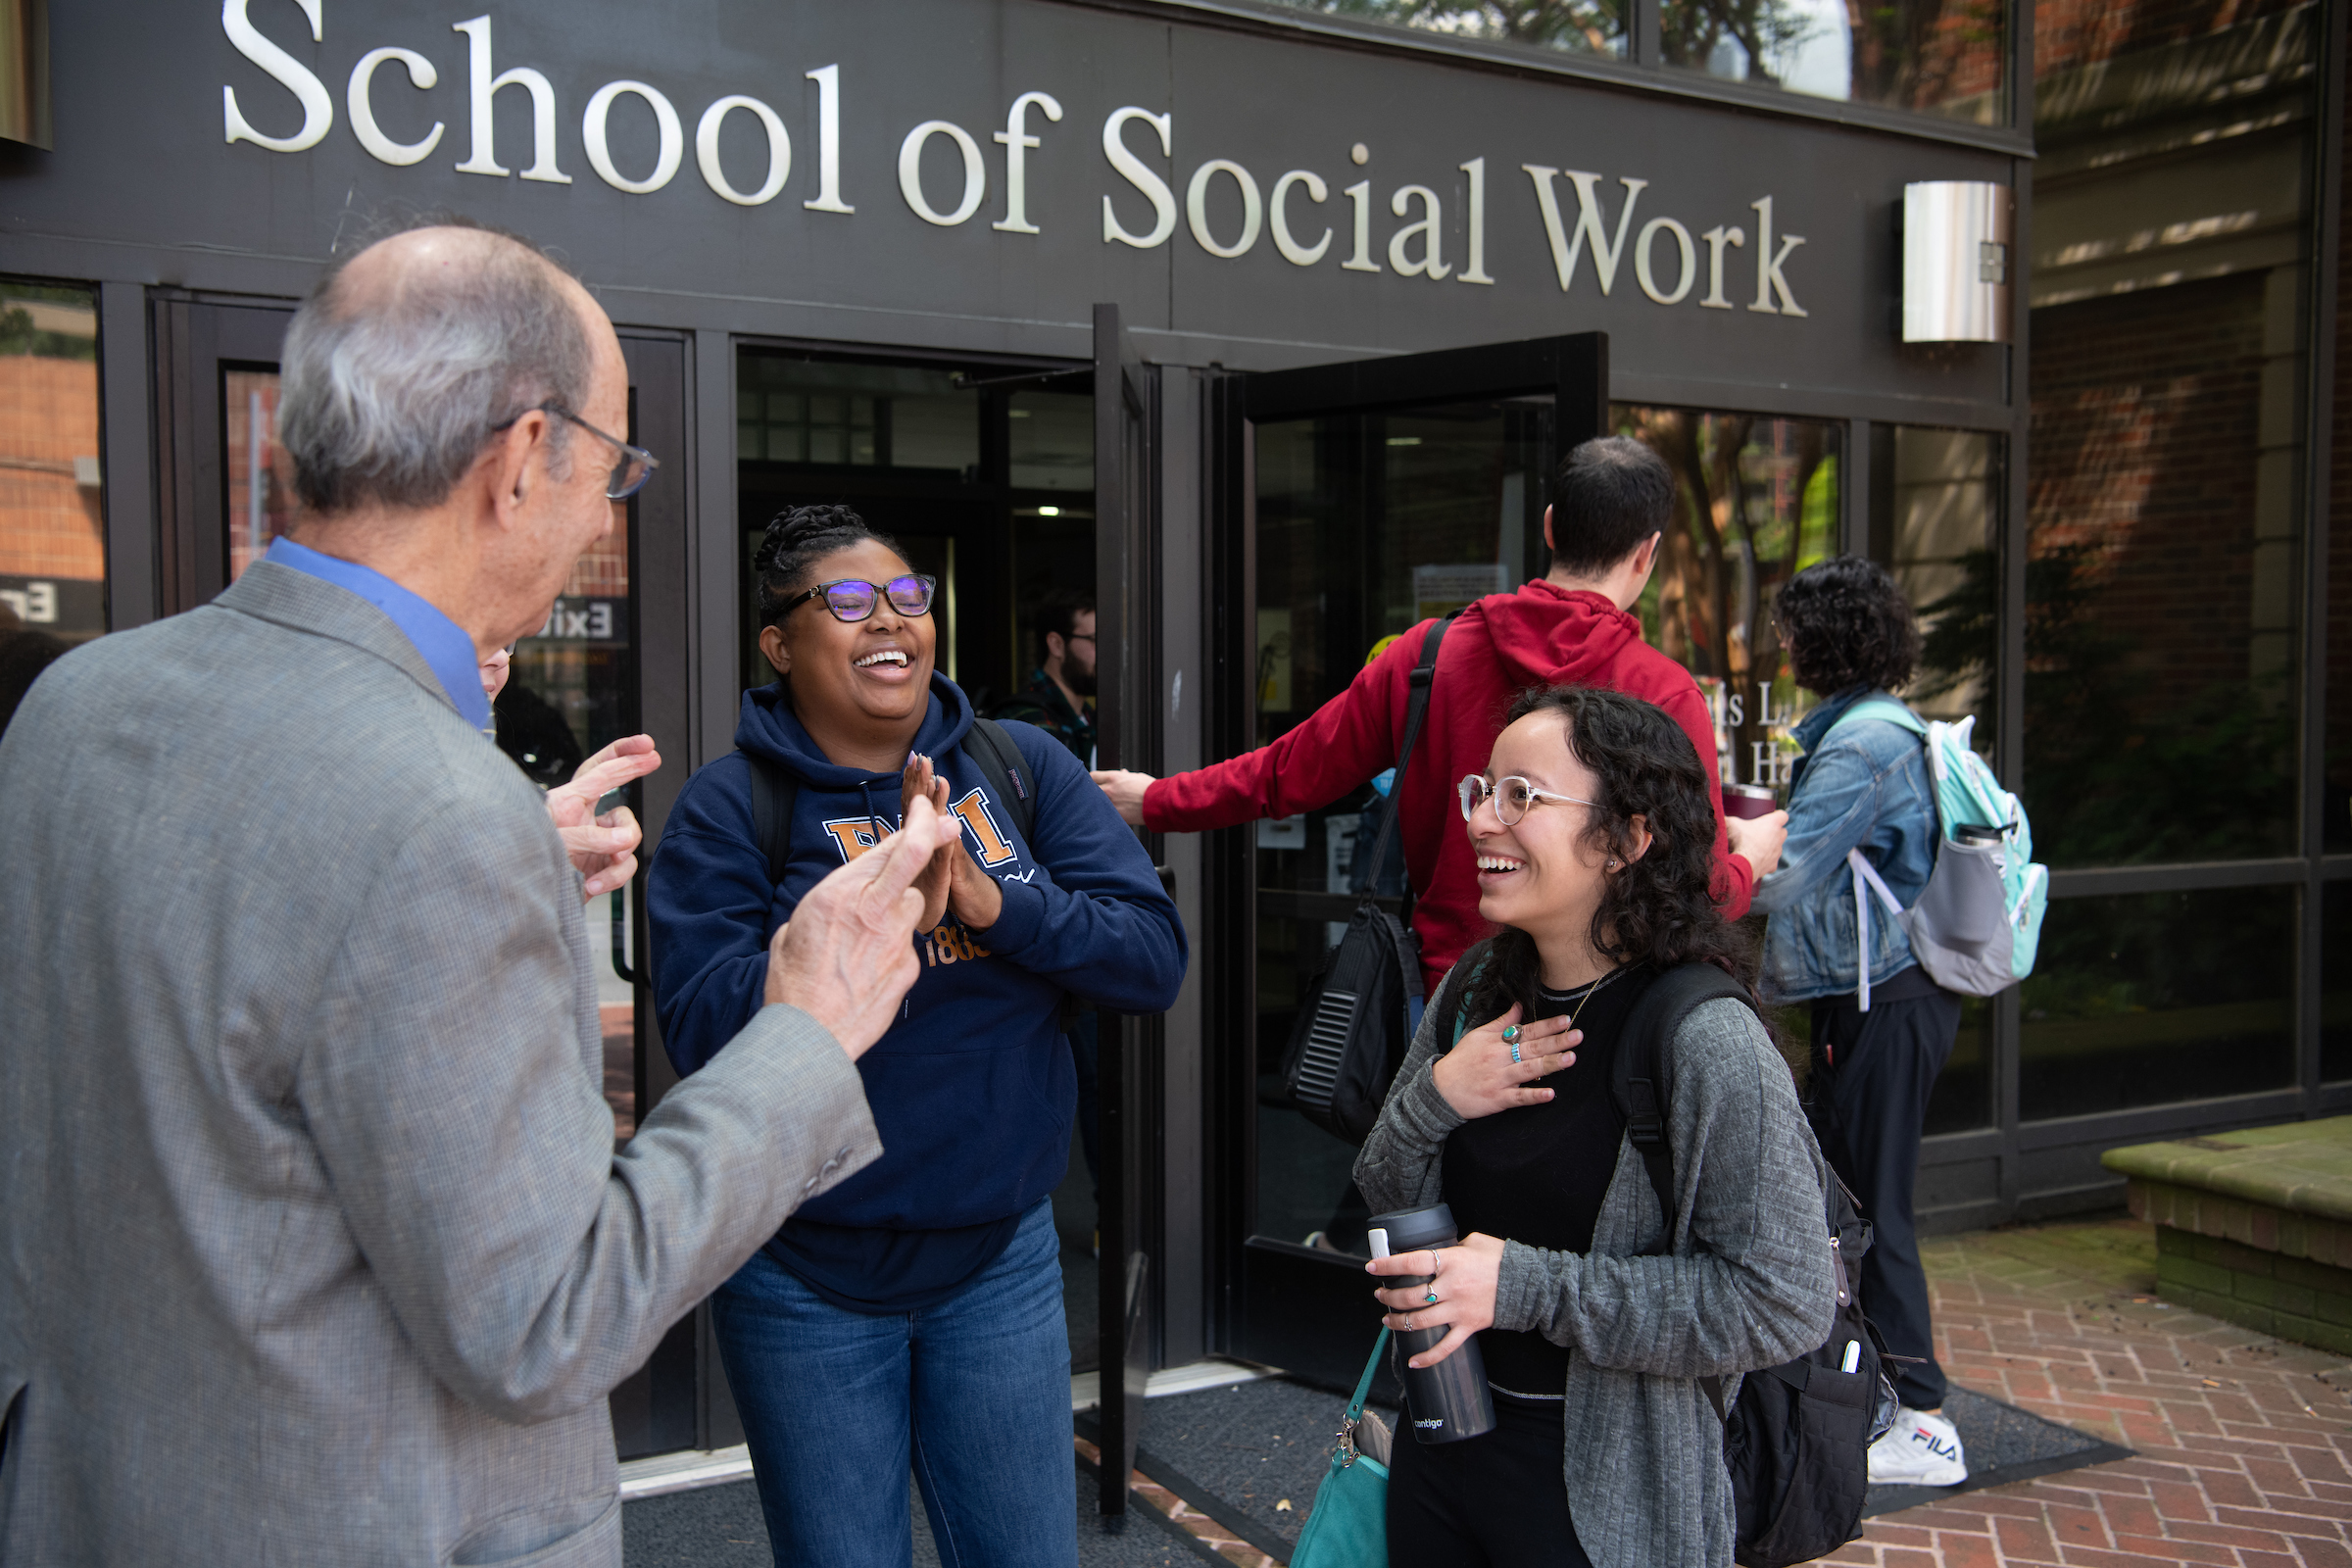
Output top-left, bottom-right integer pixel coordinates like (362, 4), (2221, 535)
(1440, 961), (1657, 1397)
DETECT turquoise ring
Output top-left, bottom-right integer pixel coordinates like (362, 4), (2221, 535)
(1425, 1290), (1439, 1304)
(1500, 1023), (1522, 1045)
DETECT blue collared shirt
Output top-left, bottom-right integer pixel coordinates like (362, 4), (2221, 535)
(263, 537), (491, 732)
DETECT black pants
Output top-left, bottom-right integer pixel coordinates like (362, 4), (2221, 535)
(1387, 1391), (1594, 1568)
(1805, 964), (1961, 1411)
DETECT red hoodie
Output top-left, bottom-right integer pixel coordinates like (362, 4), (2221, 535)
(1143, 580), (1752, 993)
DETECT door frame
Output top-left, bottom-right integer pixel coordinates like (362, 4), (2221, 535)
(1203, 333), (1609, 1392)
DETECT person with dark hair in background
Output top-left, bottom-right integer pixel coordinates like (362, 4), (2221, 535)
(1749, 553), (1967, 1487)
(994, 588), (1105, 1229)
(1354, 685), (1835, 1567)
(996, 589), (1096, 764)
(1094, 436), (1788, 1006)
(647, 505), (1185, 1568)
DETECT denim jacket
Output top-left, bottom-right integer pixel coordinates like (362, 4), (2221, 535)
(1749, 687), (1938, 1004)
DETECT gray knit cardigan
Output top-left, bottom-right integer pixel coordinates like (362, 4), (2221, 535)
(1352, 975), (1839, 1568)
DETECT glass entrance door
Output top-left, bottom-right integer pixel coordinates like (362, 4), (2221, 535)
(1212, 336), (1606, 1391)
(156, 301), (696, 1456)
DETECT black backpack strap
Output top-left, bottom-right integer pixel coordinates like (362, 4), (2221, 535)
(1358, 612), (1453, 916)
(747, 753), (798, 892)
(963, 716), (1039, 852)
(1611, 963), (1760, 1257)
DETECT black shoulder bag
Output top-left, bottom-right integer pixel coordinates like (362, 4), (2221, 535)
(1612, 963), (1898, 1568)
(1276, 614), (1451, 1146)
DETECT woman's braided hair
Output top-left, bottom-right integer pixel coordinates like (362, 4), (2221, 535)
(1458, 684), (1756, 1031)
(753, 504), (905, 628)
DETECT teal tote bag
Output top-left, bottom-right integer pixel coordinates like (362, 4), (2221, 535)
(1290, 1329), (1390, 1568)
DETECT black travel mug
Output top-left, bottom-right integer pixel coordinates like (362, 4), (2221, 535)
(1367, 1203), (1496, 1445)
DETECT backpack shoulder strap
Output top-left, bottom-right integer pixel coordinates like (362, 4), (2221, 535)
(1359, 612), (1455, 918)
(965, 716), (1039, 851)
(747, 753), (799, 892)
(1829, 697), (1928, 739)
(1611, 963), (1759, 1257)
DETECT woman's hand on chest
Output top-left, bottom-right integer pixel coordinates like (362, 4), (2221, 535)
(1432, 1004), (1583, 1120)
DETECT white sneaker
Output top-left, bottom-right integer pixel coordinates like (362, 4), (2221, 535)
(1867, 1406), (1968, 1486)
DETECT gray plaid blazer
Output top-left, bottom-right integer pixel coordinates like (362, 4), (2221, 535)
(0, 561), (880, 1566)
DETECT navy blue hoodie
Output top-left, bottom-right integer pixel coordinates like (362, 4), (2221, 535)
(647, 675), (1185, 1311)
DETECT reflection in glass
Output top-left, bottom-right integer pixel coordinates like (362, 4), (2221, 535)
(1249, 0), (1623, 57)
(1252, 402), (1553, 1252)
(1661, 0), (2004, 123)
(1616, 406), (1839, 793)
(737, 354), (978, 474)
(224, 369), (296, 584)
(2020, 887), (2295, 1119)
(1009, 391), (1092, 491)
(504, 486), (639, 1143)
(1878, 426), (1998, 735)
(0, 279), (104, 734)
(2026, 1), (2315, 867)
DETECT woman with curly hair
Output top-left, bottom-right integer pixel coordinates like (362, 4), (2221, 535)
(1748, 553), (1967, 1488)
(1353, 685), (1837, 1568)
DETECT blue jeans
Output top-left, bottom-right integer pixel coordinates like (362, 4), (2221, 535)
(710, 1199), (1077, 1568)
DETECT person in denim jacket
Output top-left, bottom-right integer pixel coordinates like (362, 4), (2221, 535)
(1749, 556), (1969, 1489)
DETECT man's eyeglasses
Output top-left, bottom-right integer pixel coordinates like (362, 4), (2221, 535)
(491, 401), (660, 500)
(1457, 774), (1600, 827)
(779, 574), (938, 623)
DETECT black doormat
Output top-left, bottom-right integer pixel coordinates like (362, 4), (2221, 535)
(1089, 1375), (2131, 1565)
(1860, 1384), (2132, 1518)
(622, 1466), (1209, 1568)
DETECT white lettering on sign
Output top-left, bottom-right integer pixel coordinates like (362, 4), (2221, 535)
(697, 95), (790, 206)
(0, 582), (58, 624)
(214, 8), (1812, 319)
(994, 91), (1062, 235)
(222, 0), (331, 153)
(348, 46), (444, 166)
(1102, 106), (1176, 249)
(899, 119), (987, 226)
(535, 599), (618, 641)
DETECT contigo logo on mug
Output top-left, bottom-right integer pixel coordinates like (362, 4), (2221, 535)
(218, 2), (1810, 318)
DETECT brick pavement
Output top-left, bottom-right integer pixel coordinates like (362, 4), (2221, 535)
(1827, 1218), (2352, 1567)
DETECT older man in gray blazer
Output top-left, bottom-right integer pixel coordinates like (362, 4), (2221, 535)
(0, 222), (959, 1566)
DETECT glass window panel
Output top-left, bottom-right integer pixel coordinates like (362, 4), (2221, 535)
(223, 368), (296, 585)
(1661, 0), (2005, 124)
(1923, 993), (1994, 1134)
(1251, 401), (1554, 1252)
(1246, 0), (1624, 59)
(501, 479), (638, 1144)
(0, 279), (105, 726)
(1615, 406), (1840, 792)
(1009, 391), (1093, 491)
(1880, 426), (1999, 735)
(2020, 886), (2296, 1119)
(2026, 0), (2315, 867)
(2330, 61), (2352, 856)
(2325, 882), (2352, 1083)
(736, 353), (976, 474)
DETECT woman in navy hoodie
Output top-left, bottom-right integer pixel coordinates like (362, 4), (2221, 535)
(649, 506), (1186, 1568)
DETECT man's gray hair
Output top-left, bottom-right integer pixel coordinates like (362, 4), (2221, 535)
(278, 218), (591, 516)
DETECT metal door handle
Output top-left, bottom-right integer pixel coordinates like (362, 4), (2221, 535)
(611, 877), (645, 986)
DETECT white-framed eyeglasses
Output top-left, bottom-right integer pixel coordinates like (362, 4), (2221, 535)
(1457, 773), (1600, 827)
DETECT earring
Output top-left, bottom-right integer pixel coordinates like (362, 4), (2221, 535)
(1608, 858), (1621, 868)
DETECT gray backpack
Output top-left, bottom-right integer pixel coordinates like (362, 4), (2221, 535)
(1829, 700), (2047, 1010)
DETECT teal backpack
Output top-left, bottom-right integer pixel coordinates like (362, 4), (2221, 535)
(1828, 701), (2047, 1010)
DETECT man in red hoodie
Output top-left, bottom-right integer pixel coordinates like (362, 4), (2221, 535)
(1095, 436), (1788, 994)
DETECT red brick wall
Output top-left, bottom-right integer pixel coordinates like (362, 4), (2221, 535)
(2027, 271), (2268, 685)
(2034, 0), (2303, 76)
(0, 356), (104, 581)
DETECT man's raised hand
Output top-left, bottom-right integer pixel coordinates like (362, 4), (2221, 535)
(764, 791), (962, 1059)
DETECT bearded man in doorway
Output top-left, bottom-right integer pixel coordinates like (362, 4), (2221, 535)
(0, 219), (962, 1567)
(1096, 435), (1790, 996)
